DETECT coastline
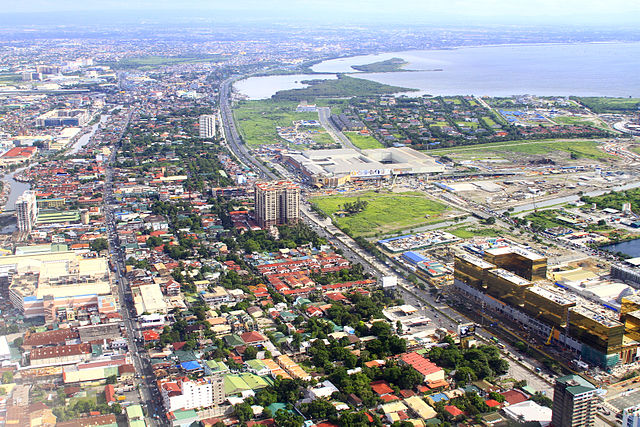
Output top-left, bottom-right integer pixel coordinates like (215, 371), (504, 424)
(310, 40), (640, 73)
(235, 40), (640, 99)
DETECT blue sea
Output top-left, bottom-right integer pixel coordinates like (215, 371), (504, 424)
(235, 42), (640, 99)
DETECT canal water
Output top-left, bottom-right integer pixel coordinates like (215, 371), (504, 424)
(2, 169), (30, 211)
(0, 169), (31, 234)
(68, 114), (108, 154)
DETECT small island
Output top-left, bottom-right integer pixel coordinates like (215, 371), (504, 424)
(272, 74), (417, 100)
(351, 57), (409, 72)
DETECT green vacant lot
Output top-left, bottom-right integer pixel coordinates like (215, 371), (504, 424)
(449, 226), (499, 239)
(430, 139), (612, 161)
(575, 97), (640, 114)
(0, 74), (20, 85)
(345, 132), (384, 149)
(311, 191), (448, 237)
(233, 99), (321, 146)
(553, 115), (610, 131)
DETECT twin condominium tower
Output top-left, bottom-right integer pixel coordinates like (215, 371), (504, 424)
(254, 180), (300, 228)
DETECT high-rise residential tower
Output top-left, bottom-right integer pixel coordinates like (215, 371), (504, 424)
(199, 114), (216, 138)
(552, 375), (597, 427)
(16, 190), (38, 232)
(254, 181), (300, 228)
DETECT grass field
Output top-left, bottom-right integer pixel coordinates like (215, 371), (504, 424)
(482, 116), (499, 127)
(552, 115), (609, 129)
(308, 131), (338, 146)
(0, 74), (20, 85)
(233, 99), (320, 146)
(449, 226), (500, 239)
(429, 139), (612, 161)
(311, 191), (449, 237)
(456, 121), (479, 129)
(575, 97), (640, 114)
(345, 132), (384, 149)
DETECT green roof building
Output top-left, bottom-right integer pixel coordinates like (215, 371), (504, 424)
(224, 334), (245, 348)
(206, 360), (229, 374)
(169, 409), (198, 427)
(224, 373), (272, 395)
(126, 404), (145, 426)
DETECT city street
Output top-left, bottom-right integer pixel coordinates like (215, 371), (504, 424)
(103, 110), (166, 427)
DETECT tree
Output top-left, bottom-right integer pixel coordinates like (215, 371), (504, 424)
(243, 346), (258, 361)
(339, 411), (380, 427)
(483, 216), (496, 225)
(530, 392), (553, 408)
(90, 238), (108, 252)
(274, 409), (304, 427)
(301, 399), (337, 420)
(106, 375), (117, 384)
(234, 402), (253, 422)
(1, 372), (13, 384)
(488, 391), (505, 403)
(455, 366), (477, 384)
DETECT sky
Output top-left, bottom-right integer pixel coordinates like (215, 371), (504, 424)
(2, 0), (639, 26)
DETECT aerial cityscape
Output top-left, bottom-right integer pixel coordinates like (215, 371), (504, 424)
(0, 1), (639, 426)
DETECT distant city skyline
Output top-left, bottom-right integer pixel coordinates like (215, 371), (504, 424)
(1, 0), (640, 26)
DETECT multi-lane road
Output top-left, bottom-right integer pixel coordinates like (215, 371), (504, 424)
(219, 78), (275, 179)
(317, 106), (358, 151)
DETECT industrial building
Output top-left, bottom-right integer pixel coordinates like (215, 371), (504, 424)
(2, 251), (111, 322)
(132, 283), (167, 315)
(35, 109), (90, 127)
(254, 181), (300, 228)
(453, 243), (638, 368)
(284, 147), (445, 187)
(611, 262), (640, 290)
(0, 146), (37, 166)
(199, 114), (216, 138)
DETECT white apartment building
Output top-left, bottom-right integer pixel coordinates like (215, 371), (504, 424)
(199, 114), (216, 138)
(16, 190), (38, 232)
(160, 375), (225, 412)
(623, 405), (640, 427)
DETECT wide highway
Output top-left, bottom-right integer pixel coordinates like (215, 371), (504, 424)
(219, 78), (276, 180)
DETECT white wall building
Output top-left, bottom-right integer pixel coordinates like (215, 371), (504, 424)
(199, 115), (216, 139)
(16, 190), (38, 232)
(623, 405), (640, 427)
(160, 375), (225, 412)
